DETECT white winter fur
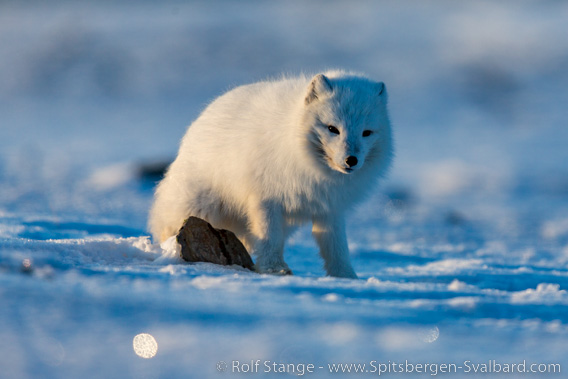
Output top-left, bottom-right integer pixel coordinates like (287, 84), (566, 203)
(149, 70), (393, 278)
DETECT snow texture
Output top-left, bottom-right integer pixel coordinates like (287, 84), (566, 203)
(1, 1), (568, 378)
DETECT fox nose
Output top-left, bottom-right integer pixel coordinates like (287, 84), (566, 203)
(345, 156), (358, 167)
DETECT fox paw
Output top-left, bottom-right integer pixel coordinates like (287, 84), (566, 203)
(255, 264), (293, 276)
(326, 265), (358, 279)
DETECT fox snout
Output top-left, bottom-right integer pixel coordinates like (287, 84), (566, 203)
(342, 155), (360, 173)
(345, 156), (358, 167)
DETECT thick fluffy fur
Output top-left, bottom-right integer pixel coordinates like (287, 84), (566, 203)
(149, 70), (393, 278)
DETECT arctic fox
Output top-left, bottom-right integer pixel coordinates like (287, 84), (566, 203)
(149, 70), (393, 278)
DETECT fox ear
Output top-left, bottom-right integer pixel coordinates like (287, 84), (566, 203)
(305, 74), (333, 105)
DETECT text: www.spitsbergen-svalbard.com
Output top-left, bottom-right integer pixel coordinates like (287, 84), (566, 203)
(222, 359), (561, 376)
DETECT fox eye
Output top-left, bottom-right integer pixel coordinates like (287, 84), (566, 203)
(362, 130), (373, 137)
(327, 125), (340, 135)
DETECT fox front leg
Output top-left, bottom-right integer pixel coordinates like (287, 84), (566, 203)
(312, 215), (358, 279)
(248, 200), (292, 275)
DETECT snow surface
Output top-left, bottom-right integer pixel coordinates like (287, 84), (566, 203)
(1, 1), (568, 378)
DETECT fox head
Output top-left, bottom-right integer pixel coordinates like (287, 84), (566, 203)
(302, 72), (392, 177)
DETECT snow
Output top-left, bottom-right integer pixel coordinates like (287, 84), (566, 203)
(511, 284), (568, 305)
(1, 1), (568, 378)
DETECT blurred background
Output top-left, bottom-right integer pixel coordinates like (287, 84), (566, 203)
(1, 0), (567, 232)
(2, 1), (568, 377)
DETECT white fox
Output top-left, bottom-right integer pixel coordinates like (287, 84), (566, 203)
(149, 70), (393, 278)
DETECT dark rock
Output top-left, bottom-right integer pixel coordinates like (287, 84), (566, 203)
(137, 159), (172, 182)
(176, 217), (254, 270)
